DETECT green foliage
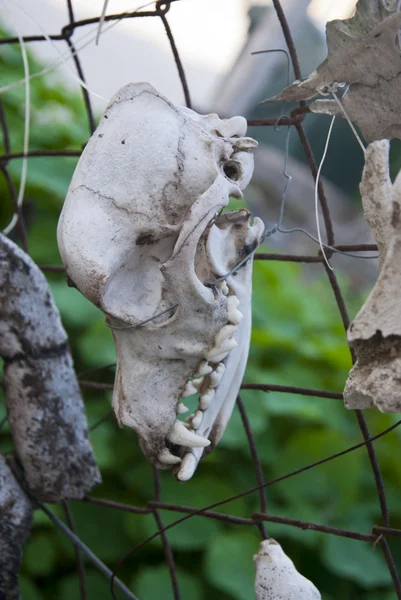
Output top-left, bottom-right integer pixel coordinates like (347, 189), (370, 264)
(1, 29), (400, 600)
(133, 566), (203, 600)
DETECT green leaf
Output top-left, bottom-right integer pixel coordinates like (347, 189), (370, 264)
(63, 502), (130, 562)
(50, 281), (102, 327)
(19, 576), (45, 600)
(59, 570), (122, 600)
(133, 565), (203, 600)
(205, 530), (259, 600)
(80, 321), (116, 366)
(322, 536), (392, 588)
(23, 534), (56, 576)
(273, 429), (363, 510)
(89, 421), (119, 471)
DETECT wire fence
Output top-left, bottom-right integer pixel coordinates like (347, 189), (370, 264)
(1, 1), (401, 599)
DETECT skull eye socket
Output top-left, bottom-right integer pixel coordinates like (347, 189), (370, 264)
(223, 160), (242, 182)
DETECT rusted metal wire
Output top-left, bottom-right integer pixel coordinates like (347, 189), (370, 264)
(62, 501), (87, 600)
(1, 1), (401, 599)
(237, 395), (268, 539)
(152, 468), (180, 600)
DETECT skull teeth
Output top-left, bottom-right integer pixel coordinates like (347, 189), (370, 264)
(200, 388), (215, 410)
(157, 448), (181, 465)
(182, 378), (203, 397)
(227, 296), (243, 325)
(204, 338), (238, 362)
(217, 280), (229, 295)
(177, 453), (197, 482)
(191, 410), (203, 429)
(202, 293), (241, 362)
(209, 363), (226, 388)
(192, 377), (204, 390)
(166, 420), (210, 448)
(207, 350), (229, 363)
(182, 381), (197, 397)
(214, 324), (237, 346)
(178, 290), (241, 436)
(196, 360), (213, 376)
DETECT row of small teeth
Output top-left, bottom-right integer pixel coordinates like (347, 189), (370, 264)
(157, 287), (243, 467)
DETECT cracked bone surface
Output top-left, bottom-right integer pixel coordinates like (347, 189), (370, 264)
(57, 82), (263, 478)
(344, 140), (401, 412)
(254, 539), (321, 600)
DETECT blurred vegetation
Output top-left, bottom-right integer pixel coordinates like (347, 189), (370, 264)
(1, 30), (401, 600)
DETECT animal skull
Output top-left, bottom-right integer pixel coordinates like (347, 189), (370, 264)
(57, 82), (263, 480)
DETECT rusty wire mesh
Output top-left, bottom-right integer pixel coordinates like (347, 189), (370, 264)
(1, 0), (401, 598)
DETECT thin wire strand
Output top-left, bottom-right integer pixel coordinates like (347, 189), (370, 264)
(105, 304), (178, 330)
(0, 1), (160, 98)
(330, 88), (366, 154)
(110, 418), (401, 598)
(96, 0), (110, 45)
(2, 6), (30, 236)
(7, 0), (109, 101)
(314, 115), (336, 270)
(2, 2), (401, 598)
(38, 503), (140, 600)
(252, 48), (291, 125)
(62, 502), (87, 600)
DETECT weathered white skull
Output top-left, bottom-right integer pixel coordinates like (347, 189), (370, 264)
(57, 82), (263, 480)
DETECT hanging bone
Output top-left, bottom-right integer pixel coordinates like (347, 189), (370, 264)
(263, 1), (401, 143)
(0, 235), (100, 501)
(57, 82), (263, 480)
(344, 139), (401, 411)
(254, 539), (321, 599)
(0, 454), (32, 600)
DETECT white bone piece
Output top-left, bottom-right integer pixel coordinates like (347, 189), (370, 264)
(57, 82), (263, 475)
(254, 539), (321, 599)
(344, 140), (401, 412)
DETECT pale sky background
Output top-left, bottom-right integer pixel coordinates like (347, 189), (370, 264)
(2, 0), (357, 111)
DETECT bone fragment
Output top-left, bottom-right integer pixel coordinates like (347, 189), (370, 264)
(0, 235), (100, 500)
(166, 420), (210, 448)
(254, 539), (321, 599)
(0, 453), (32, 600)
(344, 140), (401, 412)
